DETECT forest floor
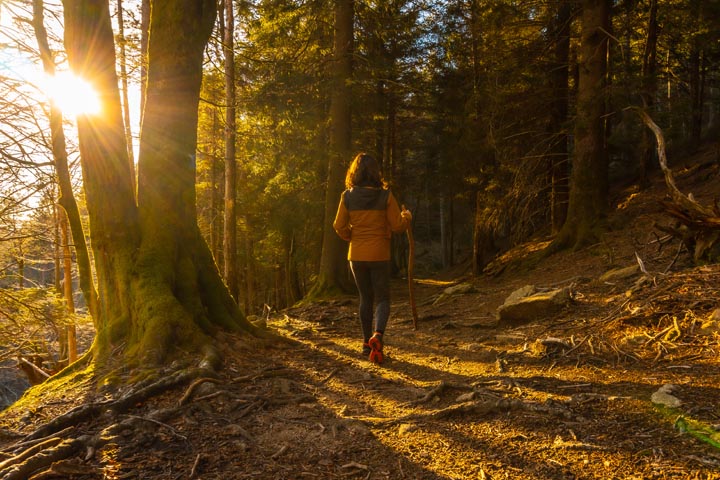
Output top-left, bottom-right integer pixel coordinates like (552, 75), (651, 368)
(2, 146), (720, 479)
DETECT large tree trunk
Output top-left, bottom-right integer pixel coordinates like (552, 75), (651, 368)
(552, 0), (610, 251)
(63, 0), (255, 366)
(308, 0), (354, 298)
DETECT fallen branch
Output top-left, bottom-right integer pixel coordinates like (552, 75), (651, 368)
(631, 108), (720, 262)
(189, 453), (202, 479)
(16, 357), (50, 385)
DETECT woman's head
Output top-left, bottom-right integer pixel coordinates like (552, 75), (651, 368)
(345, 152), (385, 189)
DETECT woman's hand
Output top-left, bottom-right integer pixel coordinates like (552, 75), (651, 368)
(401, 207), (412, 222)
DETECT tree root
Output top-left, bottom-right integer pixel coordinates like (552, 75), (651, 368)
(410, 380), (472, 405)
(2, 405), (185, 480)
(1, 436), (88, 480)
(1, 427), (75, 457)
(0, 366), (210, 480)
(179, 377), (223, 406)
(355, 396), (573, 427)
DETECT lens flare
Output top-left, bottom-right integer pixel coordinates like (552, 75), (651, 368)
(42, 71), (101, 117)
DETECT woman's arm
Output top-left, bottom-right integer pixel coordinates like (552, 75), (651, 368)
(333, 193), (352, 241)
(387, 192), (411, 233)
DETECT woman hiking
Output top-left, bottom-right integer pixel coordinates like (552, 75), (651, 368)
(333, 152), (412, 363)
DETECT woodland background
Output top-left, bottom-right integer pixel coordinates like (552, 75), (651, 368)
(1, 0), (719, 404)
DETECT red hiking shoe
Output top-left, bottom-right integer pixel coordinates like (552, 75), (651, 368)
(368, 332), (384, 364)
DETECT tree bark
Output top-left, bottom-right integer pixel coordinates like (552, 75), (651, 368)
(552, 0), (610, 251)
(116, 0), (136, 188)
(60, 213), (78, 363)
(62, 0), (256, 365)
(32, 0), (99, 321)
(209, 108), (223, 263)
(308, 0), (354, 298)
(223, 0), (238, 300)
(548, 0), (572, 233)
(638, 0), (658, 188)
(140, 0), (149, 123)
(688, 0), (704, 149)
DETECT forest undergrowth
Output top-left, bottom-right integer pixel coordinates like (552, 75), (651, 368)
(1, 148), (719, 479)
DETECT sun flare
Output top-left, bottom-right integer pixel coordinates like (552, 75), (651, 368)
(41, 71), (101, 117)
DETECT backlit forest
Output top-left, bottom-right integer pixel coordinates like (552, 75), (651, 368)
(1, 0), (718, 408)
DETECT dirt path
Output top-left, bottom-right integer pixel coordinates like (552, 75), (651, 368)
(2, 268), (719, 479)
(249, 266), (720, 479)
(2, 153), (720, 479)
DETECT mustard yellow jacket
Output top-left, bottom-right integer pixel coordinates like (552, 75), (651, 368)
(333, 187), (409, 261)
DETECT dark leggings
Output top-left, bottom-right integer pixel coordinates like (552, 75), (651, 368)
(349, 261), (390, 343)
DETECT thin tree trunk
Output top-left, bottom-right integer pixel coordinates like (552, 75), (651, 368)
(222, 0), (238, 300)
(688, 0), (703, 148)
(244, 223), (255, 313)
(116, 0), (136, 190)
(639, 0), (658, 188)
(17, 251), (24, 288)
(53, 202), (69, 364)
(386, 97), (396, 182)
(140, 0), (149, 123)
(60, 213), (78, 363)
(440, 196), (448, 268)
(448, 197), (454, 266)
(375, 79), (385, 162)
(211, 108), (222, 263)
(284, 232), (301, 307)
(54, 200), (61, 291)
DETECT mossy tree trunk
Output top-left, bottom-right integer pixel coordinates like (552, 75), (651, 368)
(62, 0), (255, 367)
(552, 0), (610, 251)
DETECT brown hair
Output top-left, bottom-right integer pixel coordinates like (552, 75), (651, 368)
(345, 152), (386, 189)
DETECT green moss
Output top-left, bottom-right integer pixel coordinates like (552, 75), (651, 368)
(303, 278), (346, 303)
(2, 360), (95, 419)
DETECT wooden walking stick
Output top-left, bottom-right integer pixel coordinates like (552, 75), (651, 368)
(403, 206), (418, 330)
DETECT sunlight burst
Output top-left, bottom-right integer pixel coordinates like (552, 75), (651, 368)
(41, 71), (101, 117)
